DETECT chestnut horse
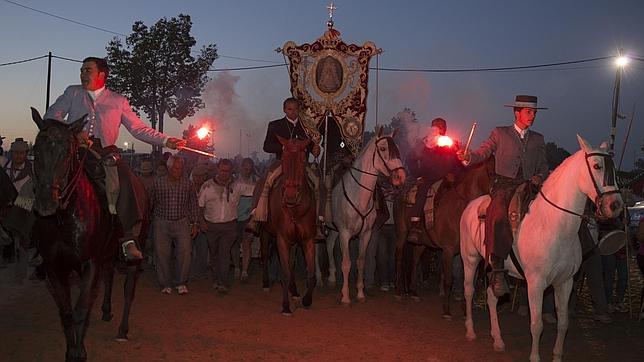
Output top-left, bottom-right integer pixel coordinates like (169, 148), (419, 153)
(392, 158), (494, 318)
(30, 109), (146, 361)
(262, 136), (317, 315)
(460, 136), (623, 361)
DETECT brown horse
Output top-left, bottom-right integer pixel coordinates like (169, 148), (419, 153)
(393, 158), (493, 318)
(262, 136), (317, 315)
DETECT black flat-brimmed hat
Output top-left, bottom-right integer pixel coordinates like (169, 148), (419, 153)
(504, 95), (548, 110)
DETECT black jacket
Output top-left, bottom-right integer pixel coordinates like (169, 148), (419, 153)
(263, 117), (312, 160)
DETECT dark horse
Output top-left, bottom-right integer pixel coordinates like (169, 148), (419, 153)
(393, 157), (493, 318)
(261, 135), (317, 315)
(30, 108), (146, 361)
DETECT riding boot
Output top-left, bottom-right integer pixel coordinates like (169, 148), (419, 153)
(406, 217), (423, 245)
(489, 255), (509, 297)
(121, 240), (143, 261)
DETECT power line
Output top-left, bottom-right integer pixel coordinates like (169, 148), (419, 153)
(208, 64), (286, 71)
(0, 54), (47, 67)
(371, 56), (615, 73)
(3, 0), (126, 36)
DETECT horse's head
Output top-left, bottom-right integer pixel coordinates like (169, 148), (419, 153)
(576, 135), (623, 220)
(31, 108), (87, 216)
(278, 135), (310, 205)
(368, 126), (406, 187)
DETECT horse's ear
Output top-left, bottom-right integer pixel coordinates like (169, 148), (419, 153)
(576, 134), (592, 154)
(276, 135), (288, 146)
(599, 141), (610, 152)
(31, 107), (45, 130)
(391, 128), (399, 139)
(69, 114), (88, 135)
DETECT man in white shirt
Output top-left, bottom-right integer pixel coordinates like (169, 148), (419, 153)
(198, 159), (254, 293)
(44, 57), (185, 260)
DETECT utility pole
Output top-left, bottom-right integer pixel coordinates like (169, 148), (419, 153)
(46, 52), (52, 110)
(610, 49), (628, 155)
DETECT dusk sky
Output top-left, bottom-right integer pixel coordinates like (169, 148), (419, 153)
(1, 0), (643, 169)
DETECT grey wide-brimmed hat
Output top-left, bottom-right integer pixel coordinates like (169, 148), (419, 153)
(504, 95), (548, 110)
(10, 138), (29, 152)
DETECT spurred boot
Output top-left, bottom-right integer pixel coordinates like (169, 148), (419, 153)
(489, 255), (509, 297)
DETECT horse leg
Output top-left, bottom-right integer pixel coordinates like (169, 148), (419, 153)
(260, 230), (270, 291)
(302, 239), (317, 308)
(101, 261), (114, 322)
(551, 279), (573, 362)
(315, 242), (323, 286)
(440, 250), (455, 319)
(527, 280), (546, 362)
(356, 228), (373, 302)
(45, 268), (76, 361)
(116, 262), (141, 341)
(339, 232), (352, 305)
(408, 245), (425, 301)
(72, 260), (102, 362)
(275, 237), (292, 316)
(326, 230), (338, 287)
(394, 233), (406, 298)
(462, 253), (480, 341)
(288, 246), (300, 299)
(486, 286), (505, 352)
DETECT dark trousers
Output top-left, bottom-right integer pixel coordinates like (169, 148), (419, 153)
(204, 220), (238, 286)
(485, 179), (520, 259)
(410, 181), (432, 219)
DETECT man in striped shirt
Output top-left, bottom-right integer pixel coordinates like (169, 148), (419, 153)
(149, 155), (199, 295)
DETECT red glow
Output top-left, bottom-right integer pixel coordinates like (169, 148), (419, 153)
(437, 135), (454, 147)
(196, 126), (210, 140)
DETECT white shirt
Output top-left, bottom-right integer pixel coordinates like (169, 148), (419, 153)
(198, 178), (254, 223)
(3, 160), (31, 193)
(286, 116), (298, 126)
(514, 123), (528, 139)
(87, 86), (105, 101)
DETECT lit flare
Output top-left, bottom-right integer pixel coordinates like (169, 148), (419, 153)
(196, 126), (210, 140)
(436, 135), (454, 148)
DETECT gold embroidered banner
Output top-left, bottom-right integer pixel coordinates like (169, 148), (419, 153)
(280, 27), (379, 156)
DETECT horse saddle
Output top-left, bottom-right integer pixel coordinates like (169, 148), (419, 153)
(405, 178), (443, 228)
(476, 182), (536, 239)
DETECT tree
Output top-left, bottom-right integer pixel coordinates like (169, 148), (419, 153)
(106, 14), (217, 137)
(545, 142), (571, 170)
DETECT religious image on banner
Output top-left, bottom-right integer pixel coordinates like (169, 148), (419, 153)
(278, 6), (381, 157)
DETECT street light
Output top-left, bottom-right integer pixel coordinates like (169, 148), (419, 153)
(610, 49), (628, 155)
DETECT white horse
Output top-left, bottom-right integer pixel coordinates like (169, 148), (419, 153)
(460, 135), (623, 362)
(315, 126), (406, 304)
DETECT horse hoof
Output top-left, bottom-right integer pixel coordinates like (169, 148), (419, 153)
(357, 296), (366, 303)
(465, 333), (476, 341)
(411, 295), (421, 302)
(291, 295), (301, 301)
(114, 336), (128, 342)
(394, 294), (403, 301)
(302, 296), (312, 308)
(102, 313), (113, 322)
(262, 287), (270, 292)
(441, 314), (452, 321)
(493, 343), (505, 352)
(281, 311), (292, 317)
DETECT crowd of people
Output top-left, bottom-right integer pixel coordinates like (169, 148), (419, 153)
(1, 56), (644, 325)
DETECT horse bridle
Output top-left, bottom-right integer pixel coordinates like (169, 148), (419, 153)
(539, 151), (619, 220)
(340, 136), (403, 234)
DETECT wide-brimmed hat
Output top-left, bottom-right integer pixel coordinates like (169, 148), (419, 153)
(10, 138), (29, 152)
(504, 95), (548, 110)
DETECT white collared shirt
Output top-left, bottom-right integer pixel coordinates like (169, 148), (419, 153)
(514, 123), (528, 139)
(286, 116), (298, 126)
(198, 178), (254, 223)
(87, 86), (105, 101)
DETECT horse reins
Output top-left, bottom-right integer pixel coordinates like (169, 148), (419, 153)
(538, 151), (619, 221)
(58, 140), (88, 210)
